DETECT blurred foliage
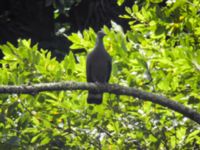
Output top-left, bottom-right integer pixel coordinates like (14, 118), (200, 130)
(54, 0), (81, 34)
(0, 0), (200, 149)
(53, 0), (80, 15)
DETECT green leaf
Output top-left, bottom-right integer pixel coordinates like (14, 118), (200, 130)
(150, 0), (163, 3)
(132, 4), (139, 13)
(117, 0), (124, 6)
(149, 134), (157, 142)
(31, 133), (41, 143)
(40, 136), (51, 145)
(186, 130), (200, 143)
(125, 7), (132, 15)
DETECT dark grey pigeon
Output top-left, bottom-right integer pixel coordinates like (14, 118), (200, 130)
(86, 31), (112, 104)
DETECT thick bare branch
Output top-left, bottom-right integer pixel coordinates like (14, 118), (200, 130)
(0, 81), (199, 124)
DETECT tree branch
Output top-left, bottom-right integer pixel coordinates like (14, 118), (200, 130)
(0, 81), (199, 124)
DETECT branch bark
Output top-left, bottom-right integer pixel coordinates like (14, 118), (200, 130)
(0, 81), (199, 124)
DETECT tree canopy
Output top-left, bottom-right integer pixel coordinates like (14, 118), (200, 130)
(0, 0), (200, 149)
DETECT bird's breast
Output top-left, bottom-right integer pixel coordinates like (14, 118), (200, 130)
(89, 53), (110, 83)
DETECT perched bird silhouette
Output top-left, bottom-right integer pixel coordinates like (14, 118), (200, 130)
(86, 31), (112, 104)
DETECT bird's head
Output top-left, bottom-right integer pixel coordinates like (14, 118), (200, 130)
(97, 30), (106, 39)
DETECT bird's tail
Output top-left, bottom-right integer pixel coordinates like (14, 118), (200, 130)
(87, 91), (103, 104)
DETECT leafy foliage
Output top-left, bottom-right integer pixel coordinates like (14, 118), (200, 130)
(0, 0), (200, 149)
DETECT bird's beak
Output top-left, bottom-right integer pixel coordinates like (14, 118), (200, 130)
(102, 31), (106, 36)
(99, 30), (106, 36)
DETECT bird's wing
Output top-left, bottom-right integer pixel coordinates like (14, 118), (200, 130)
(86, 54), (93, 82)
(106, 57), (112, 82)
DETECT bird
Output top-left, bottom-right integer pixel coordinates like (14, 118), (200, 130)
(86, 31), (112, 104)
